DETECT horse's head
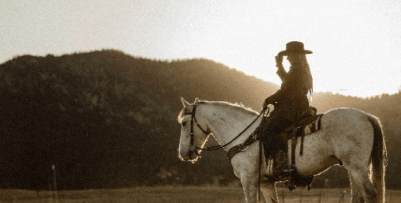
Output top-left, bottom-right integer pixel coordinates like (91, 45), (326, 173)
(177, 98), (211, 163)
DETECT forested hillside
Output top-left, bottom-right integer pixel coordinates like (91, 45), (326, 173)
(0, 50), (399, 190)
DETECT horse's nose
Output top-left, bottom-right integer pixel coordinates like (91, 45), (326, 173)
(178, 148), (199, 161)
(178, 149), (190, 161)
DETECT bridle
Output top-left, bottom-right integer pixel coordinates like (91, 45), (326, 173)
(182, 103), (268, 199)
(182, 103), (267, 154)
(188, 104), (209, 147)
(181, 104), (210, 156)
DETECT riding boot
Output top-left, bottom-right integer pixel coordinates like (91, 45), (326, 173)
(263, 142), (288, 179)
(262, 121), (288, 156)
(273, 150), (291, 177)
(261, 116), (292, 178)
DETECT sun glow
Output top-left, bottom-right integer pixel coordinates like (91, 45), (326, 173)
(1, 0), (400, 97)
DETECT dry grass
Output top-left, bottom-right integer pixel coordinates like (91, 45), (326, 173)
(0, 186), (400, 203)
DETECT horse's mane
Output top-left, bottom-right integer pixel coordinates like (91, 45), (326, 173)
(203, 100), (258, 115)
(178, 100), (258, 122)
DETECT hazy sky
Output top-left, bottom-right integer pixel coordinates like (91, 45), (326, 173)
(1, 0), (400, 98)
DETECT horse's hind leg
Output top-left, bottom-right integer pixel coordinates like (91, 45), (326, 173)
(349, 174), (365, 203)
(349, 169), (377, 203)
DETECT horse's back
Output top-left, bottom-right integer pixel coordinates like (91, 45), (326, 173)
(321, 108), (375, 166)
(322, 108), (375, 139)
(295, 108), (375, 176)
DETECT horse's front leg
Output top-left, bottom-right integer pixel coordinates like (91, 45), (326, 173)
(240, 177), (278, 203)
(232, 143), (266, 203)
(260, 181), (278, 203)
(233, 154), (261, 202)
(240, 174), (260, 203)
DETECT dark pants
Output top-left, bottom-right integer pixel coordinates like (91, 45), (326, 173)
(261, 114), (292, 160)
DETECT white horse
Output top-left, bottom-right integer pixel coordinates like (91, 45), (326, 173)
(177, 98), (386, 203)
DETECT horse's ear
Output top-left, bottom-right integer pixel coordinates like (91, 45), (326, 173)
(181, 97), (191, 108)
(194, 98), (200, 103)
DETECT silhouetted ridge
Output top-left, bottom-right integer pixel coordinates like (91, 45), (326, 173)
(0, 50), (400, 190)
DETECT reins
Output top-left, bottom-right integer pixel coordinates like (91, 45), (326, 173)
(190, 104), (269, 152)
(187, 104), (269, 201)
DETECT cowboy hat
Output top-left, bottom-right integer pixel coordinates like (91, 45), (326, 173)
(279, 41), (313, 55)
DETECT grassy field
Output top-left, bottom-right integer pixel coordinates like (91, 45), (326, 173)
(1, 186), (400, 203)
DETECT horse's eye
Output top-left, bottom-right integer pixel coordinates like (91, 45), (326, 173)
(182, 121), (187, 126)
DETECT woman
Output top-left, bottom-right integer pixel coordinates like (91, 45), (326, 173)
(262, 41), (313, 177)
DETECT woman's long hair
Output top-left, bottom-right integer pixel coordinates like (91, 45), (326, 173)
(299, 54), (314, 97)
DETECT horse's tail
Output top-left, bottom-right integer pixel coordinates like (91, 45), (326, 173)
(367, 115), (387, 203)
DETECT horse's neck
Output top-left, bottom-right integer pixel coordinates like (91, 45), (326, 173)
(202, 104), (260, 150)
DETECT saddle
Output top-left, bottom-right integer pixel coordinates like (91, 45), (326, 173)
(264, 106), (324, 190)
(226, 106), (324, 190)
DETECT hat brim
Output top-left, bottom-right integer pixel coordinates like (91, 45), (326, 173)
(280, 50), (313, 56)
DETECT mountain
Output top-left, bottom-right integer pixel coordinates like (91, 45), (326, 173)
(0, 50), (400, 190)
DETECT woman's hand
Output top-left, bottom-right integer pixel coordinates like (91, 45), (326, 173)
(275, 53), (283, 68)
(263, 98), (271, 110)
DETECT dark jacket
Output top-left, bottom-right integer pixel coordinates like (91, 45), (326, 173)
(266, 63), (312, 122)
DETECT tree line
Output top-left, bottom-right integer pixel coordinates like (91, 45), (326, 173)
(0, 50), (399, 190)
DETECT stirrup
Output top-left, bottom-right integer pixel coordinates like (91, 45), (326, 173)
(278, 169), (294, 177)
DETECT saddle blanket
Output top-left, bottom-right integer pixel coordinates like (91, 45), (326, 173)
(302, 113), (323, 135)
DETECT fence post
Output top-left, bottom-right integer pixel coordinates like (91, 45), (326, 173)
(300, 190), (303, 203)
(52, 164), (58, 203)
(318, 191), (322, 203)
